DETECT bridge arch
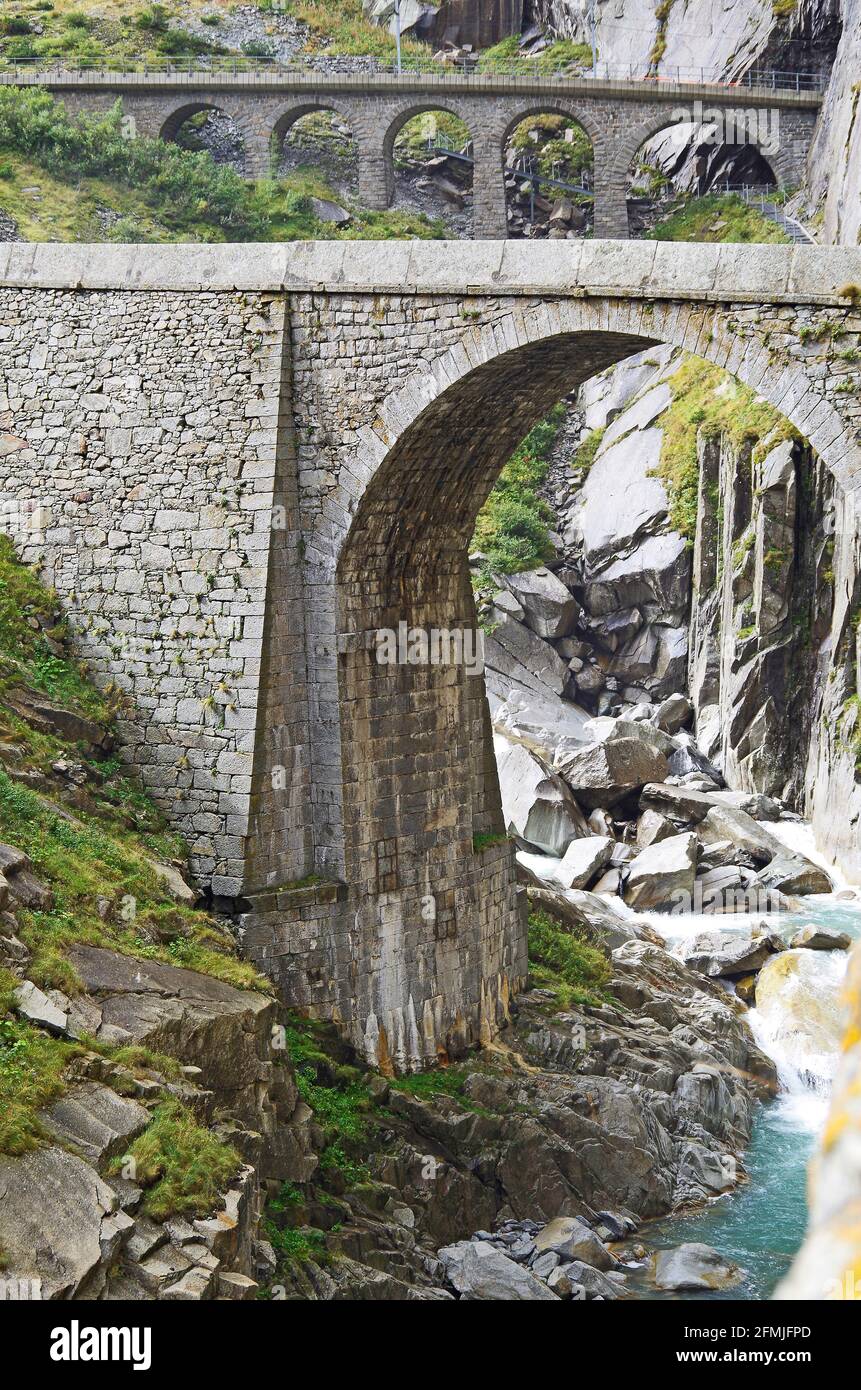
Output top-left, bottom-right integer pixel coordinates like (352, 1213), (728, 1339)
(381, 101), (474, 208)
(158, 100), (261, 177)
(271, 101), (357, 169)
(331, 293), (859, 1068)
(615, 112), (792, 236)
(499, 105), (597, 238)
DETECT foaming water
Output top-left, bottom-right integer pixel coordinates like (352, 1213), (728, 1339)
(629, 819), (856, 1299)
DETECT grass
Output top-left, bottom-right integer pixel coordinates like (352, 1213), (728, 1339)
(479, 36), (593, 74)
(472, 404), (565, 578)
(571, 424), (606, 477)
(527, 909), (612, 1009)
(108, 1098), (241, 1218)
(653, 356), (802, 540)
(647, 194), (791, 245)
(0, 90), (446, 242)
(0, 536), (112, 723)
(0, 537), (266, 993)
(0, 771), (263, 993)
(0, 996), (80, 1154)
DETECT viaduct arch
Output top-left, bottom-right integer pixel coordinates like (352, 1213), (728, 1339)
(0, 241), (859, 1072)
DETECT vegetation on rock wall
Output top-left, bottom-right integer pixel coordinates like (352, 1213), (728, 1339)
(654, 357), (802, 539)
(526, 908), (612, 1008)
(472, 405), (565, 576)
(0, 537), (264, 1168)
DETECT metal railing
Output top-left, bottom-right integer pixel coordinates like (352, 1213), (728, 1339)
(0, 53), (828, 93)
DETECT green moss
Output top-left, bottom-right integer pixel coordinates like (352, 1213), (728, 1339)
(109, 1098), (241, 1220)
(572, 425), (606, 477)
(472, 405), (565, 576)
(472, 831), (508, 853)
(479, 37), (593, 74)
(527, 909), (612, 1008)
(653, 356), (801, 540)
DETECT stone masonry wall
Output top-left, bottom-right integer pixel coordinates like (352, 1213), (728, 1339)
(0, 285), (290, 897)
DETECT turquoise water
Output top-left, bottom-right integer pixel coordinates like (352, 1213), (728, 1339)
(635, 1101), (820, 1300)
(634, 888), (861, 1301)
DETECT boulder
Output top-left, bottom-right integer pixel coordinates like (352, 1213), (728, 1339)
(623, 833), (698, 912)
(582, 715), (676, 757)
(678, 928), (785, 978)
(636, 808), (676, 847)
(655, 693), (693, 734)
(756, 856), (833, 896)
(308, 196), (351, 225)
(552, 835), (614, 890)
(654, 1242), (743, 1291)
(788, 924), (852, 952)
(483, 614), (572, 702)
(503, 567), (580, 640)
(563, 1259), (622, 1299)
(13, 979), (69, 1035)
(494, 733), (588, 855)
(534, 1216), (616, 1270)
(440, 1241), (558, 1300)
(492, 689), (592, 758)
(580, 534), (691, 619)
(554, 739), (669, 810)
(696, 804), (787, 864)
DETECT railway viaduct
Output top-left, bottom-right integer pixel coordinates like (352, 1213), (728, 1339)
(1, 240), (860, 1070)
(2, 69), (822, 237)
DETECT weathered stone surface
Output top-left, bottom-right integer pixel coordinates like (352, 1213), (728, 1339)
(552, 835), (614, 890)
(623, 832), (698, 911)
(0, 1146), (120, 1298)
(788, 923), (852, 952)
(40, 1082), (150, 1166)
(678, 928), (785, 979)
(554, 738), (669, 809)
(503, 567), (580, 640)
(13, 979), (68, 1035)
(654, 1242), (742, 1292)
(440, 1241), (558, 1300)
(495, 733), (588, 855)
(564, 1259), (622, 1299)
(534, 1215), (616, 1269)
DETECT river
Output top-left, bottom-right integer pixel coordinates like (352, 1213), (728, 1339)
(631, 824), (861, 1301)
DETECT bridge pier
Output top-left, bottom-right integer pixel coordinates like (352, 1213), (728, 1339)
(592, 171), (631, 239)
(472, 140), (509, 239)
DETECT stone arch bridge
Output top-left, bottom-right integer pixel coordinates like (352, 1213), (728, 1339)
(5, 70), (821, 238)
(0, 240), (859, 1071)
